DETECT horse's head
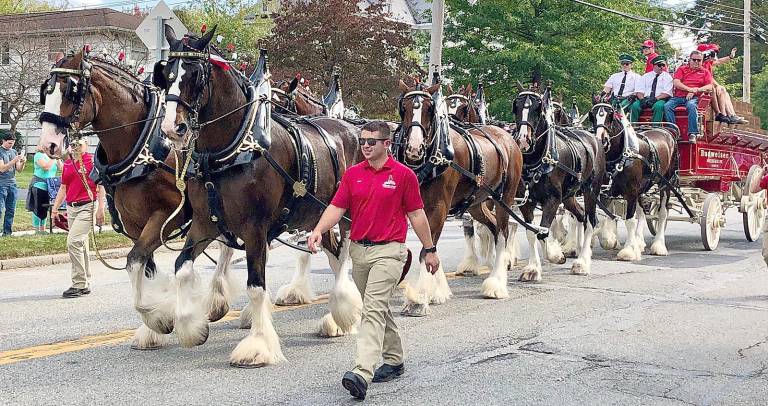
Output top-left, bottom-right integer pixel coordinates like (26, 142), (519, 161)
(588, 97), (617, 149)
(272, 74), (326, 116)
(398, 79), (440, 163)
(154, 24), (217, 147)
(38, 49), (98, 158)
(512, 91), (545, 152)
(450, 84), (482, 123)
(446, 84), (469, 118)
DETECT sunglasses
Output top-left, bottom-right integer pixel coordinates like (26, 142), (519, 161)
(358, 138), (389, 146)
(655, 63), (666, 67)
(621, 62), (631, 65)
(691, 58), (703, 62)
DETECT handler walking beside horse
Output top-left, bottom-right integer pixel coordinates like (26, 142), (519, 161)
(308, 121), (440, 400)
(51, 139), (106, 298)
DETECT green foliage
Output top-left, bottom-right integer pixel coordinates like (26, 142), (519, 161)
(175, 0), (274, 62)
(443, 0), (672, 121)
(752, 54), (768, 129)
(0, 0), (59, 14)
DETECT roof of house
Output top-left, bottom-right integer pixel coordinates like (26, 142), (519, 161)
(0, 8), (143, 34)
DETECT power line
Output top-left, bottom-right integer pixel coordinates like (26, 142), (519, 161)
(568, 0), (756, 37)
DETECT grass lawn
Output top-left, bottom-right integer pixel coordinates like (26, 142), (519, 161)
(0, 231), (132, 260)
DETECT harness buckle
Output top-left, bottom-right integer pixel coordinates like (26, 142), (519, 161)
(293, 180), (308, 197)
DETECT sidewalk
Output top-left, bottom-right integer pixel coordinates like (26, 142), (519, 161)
(0, 240), (185, 271)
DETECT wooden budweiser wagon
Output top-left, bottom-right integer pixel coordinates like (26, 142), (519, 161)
(637, 96), (768, 250)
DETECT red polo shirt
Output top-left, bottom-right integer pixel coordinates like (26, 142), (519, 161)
(645, 52), (658, 73)
(673, 65), (713, 98)
(61, 152), (97, 204)
(331, 155), (424, 243)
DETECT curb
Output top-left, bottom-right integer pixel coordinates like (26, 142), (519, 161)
(0, 242), (186, 272)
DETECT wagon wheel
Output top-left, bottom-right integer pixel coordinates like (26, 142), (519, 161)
(700, 193), (723, 251)
(740, 165), (766, 242)
(646, 200), (660, 237)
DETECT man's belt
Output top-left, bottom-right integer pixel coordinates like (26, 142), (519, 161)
(68, 200), (94, 207)
(354, 239), (394, 247)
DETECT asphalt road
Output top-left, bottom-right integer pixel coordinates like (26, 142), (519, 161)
(2, 211), (768, 405)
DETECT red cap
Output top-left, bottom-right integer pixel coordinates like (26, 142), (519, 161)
(642, 39), (655, 48)
(697, 43), (720, 52)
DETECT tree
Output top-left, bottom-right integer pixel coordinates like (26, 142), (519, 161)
(174, 0), (274, 63)
(751, 53), (768, 129)
(267, 0), (422, 118)
(0, 0), (59, 14)
(442, 0), (672, 121)
(0, 34), (52, 138)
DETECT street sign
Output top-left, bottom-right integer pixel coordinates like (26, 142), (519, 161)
(135, 1), (187, 60)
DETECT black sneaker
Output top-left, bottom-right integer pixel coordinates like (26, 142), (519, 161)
(372, 363), (405, 383)
(62, 287), (84, 298)
(81, 287), (91, 295)
(715, 113), (730, 123)
(342, 371), (367, 400)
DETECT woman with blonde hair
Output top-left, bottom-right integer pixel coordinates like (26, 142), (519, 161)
(26, 139), (61, 233)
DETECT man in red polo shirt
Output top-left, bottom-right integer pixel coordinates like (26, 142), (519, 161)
(641, 39), (668, 73)
(51, 139), (106, 298)
(308, 120), (440, 400)
(664, 50), (714, 140)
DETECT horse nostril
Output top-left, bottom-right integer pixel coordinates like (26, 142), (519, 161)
(176, 123), (188, 136)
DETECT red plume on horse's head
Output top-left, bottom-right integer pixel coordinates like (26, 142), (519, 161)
(201, 24), (207, 34)
(118, 51), (125, 62)
(226, 43), (235, 52)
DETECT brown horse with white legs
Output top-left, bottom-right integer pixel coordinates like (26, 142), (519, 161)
(512, 86), (606, 281)
(267, 72), (365, 338)
(37, 49), (237, 350)
(588, 100), (677, 261)
(396, 79), (523, 316)
(154, 27), (363, 367)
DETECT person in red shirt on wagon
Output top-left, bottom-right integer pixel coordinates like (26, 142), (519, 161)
(308, 120), (440, 400)
(51, 139), (106, 298)
(664, 49), (714, 141)
(641, 39), (667, 73)
(697, 43), (745, 124)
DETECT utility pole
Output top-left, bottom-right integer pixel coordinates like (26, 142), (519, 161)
(428, 0), (445, 82)
(744, 0), (751, 102)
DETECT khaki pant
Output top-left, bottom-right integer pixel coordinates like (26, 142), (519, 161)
(349, 241), (408, 383)
(66, 202), (93, 289)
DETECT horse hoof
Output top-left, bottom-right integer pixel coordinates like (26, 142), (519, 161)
(562, 250), (577, 259)
(140, 314), (175, 335)
(555, 256), (567, 265)
(570, 263), (589, 276)
(518, 270), (541, 283)
(230, 361), (267, 369)
(130, 344), (163, 351)
(208, 303), (230, 323)
(176, 322), (209, 348)
(401, 303), (430, 317)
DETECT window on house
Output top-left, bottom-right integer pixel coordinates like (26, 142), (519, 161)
(1, 102), (10, 125)
(0, 41), (9, 65)
(262, 0), (269, 14)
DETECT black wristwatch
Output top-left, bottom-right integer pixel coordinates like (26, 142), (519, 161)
(424, 246), (437, 253)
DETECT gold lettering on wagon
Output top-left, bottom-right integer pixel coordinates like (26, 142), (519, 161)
(699, 149), (730, 168)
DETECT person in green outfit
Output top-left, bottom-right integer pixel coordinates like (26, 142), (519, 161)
(26, 139), (61, 233)
(629, 55), (673, 123)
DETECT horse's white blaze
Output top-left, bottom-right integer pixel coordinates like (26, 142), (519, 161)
(230, 287), (286, 366)
(39, 82), (65, 151)
(161, 63), (185, 136)
(595, 108), (609, 142)
(406, 99), (424, 160)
